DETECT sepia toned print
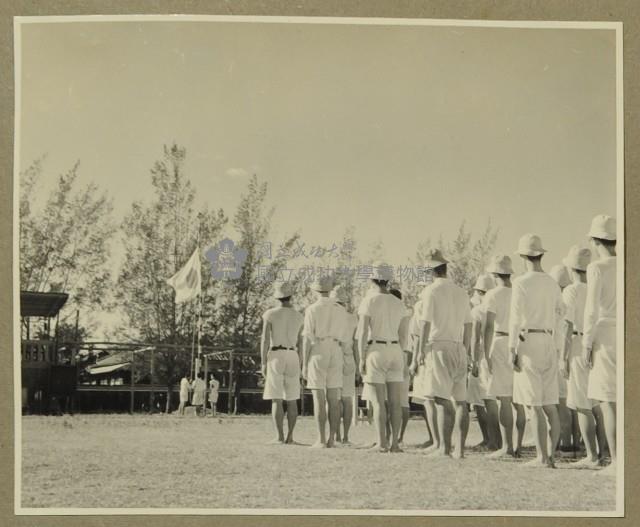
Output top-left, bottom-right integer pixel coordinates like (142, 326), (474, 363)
(13, 16), (623, 515)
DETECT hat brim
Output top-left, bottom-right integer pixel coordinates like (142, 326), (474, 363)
(562, 257), (587, 272)
(486, 266), (513, 275)
(587, 230), (616, 241)
(424, 259), (448, 269)
(515, 249), (546, 257)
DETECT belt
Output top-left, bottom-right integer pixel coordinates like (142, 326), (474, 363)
(572, 331), (584, 336)
(368, 339), (399, 345)
(270, 346), (295, 351)
(527, 329), (553, 334)
(495, 331), (509, 337)
(315, 337), (339, 343)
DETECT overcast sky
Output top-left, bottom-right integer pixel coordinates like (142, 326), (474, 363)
(19, 20), (618, 277)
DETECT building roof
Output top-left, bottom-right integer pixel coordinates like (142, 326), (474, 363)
(20, 291), (69, 318)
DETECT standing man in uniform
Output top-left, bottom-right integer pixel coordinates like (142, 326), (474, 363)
(303, 275), (344, 448)
(357, 263), (408, 453)
(484, 255), (526, 458)
(389, 285), (413, 446)
(330, 285), (359, 445)
(411, 249), (473, 459)
(561, 245), (605, 467)
(510, 234), (564, 468)
(583, 215), (618, 475)
(261, 282), (304, 445)
(409, 280), (437, 451)
(549, 263), (576, 453)
(468, 274), (501, 452)
(178, 372), (191, 416)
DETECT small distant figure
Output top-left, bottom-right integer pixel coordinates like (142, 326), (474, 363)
(191, 372), (206, 417)
(209, 374), (220, 417)
(178, 373), (191, 416)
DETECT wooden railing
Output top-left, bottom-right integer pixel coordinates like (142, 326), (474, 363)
(21, 340), (57, 364)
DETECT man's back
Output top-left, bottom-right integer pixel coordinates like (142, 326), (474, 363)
(263, 306), (303, 348)
(304, 297), (343, 341)
(358, 291), (406, 341)
(419, 278), (471, 341)
(509, 271), (563, 348)
(484, 286), (512, 333)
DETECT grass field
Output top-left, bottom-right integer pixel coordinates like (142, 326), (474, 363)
(21, 413), (616, 512)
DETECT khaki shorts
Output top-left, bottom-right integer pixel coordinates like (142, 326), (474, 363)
(486, 335), (513, 398)
(423, 341), (467, 402)
(467, 358), (495, 406)
(263, 349), (301, 401)
(363, 342), (404, 384)
(587, 322), (616, 403)
(513, 333), (559, 407)
(307, 339), (343, 390)
(567, 335), (597, 410)
(342, 354), (356, 399)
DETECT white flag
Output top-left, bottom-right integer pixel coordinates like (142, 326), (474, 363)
(167, 247), (201, 304)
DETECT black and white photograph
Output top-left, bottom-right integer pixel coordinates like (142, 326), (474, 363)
(13, 15), (623, 515)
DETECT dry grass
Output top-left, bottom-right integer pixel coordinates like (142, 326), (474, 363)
(21, 414), (616, 512)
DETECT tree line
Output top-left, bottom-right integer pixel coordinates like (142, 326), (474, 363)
(19, 143), (498, 398)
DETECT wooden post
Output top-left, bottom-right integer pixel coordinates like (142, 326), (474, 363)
(227, 350), (234, 414)
(130, 350), (135, 414)
(149, 348), (155, 413)
(204, 355), (209, 416)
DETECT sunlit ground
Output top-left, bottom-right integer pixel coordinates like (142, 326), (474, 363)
(21, 414), (616, 512)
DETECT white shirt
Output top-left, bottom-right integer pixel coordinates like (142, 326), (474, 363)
(263, 306), (304, 348)
(336, 305), (358, 344)
(563, 282), (587, 333)
(209, 378), (220, 393)
(583, 256), (617, 349)
(357, 291), (406, 341)
(484, 286), (512, 334)
(508, 271), (565, 349)
(303, 296), (343, 342)
(418, 278), (472, 342)
(179, 377), (190, 396)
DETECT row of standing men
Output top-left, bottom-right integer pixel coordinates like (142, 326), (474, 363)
(259, 214), (617, 473)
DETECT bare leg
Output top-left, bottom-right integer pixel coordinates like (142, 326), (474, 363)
(513, 402), (526, 455)
(576, 408), (598, 462)
(435, 396), (455, 456)
(570, 409), (580, 450)
(342, 397), (353, 443)
(543, 404), (560, 465)
(419, 402), (434, 447)
(592, 404), (608, 459)
(271, 400), (285, 442)
(386, 381), (404, 452)
(369, 383), (388, 451)
(425, 399), (440, 450)
(454, 400), (469, 458)
(399, 407), (410, 443)
(498, 396), (515, 454)
(600, 401), (617, 463)
(311, 389), (327, 446)
(326, 388), (341, 447)
(474, 404), (489, 447)
(557, 397), (572, 449)
(529, 406), (550, 464)
(285, 400), (298, 443)
(484, 399), (501, 450)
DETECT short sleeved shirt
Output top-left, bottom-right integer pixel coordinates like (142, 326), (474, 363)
(357, 292), (406, 341)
